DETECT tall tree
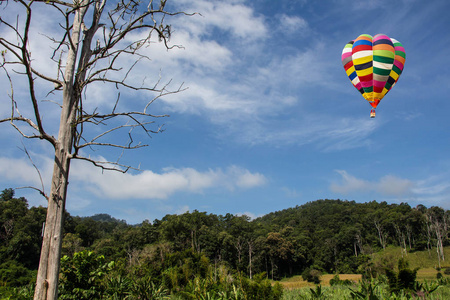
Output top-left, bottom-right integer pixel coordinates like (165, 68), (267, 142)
(426, 207), (446, 268)
(0, 1), (188, 299)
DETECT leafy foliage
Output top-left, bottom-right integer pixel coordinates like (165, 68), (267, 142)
(385, 258), (418, 294)
(59, 251), (114, 299)
(0, 261), (35, 287)
(309, 285), (326, 299)
(1, 188), (450, 298)
(349, 279), (380, 300)
(301, 268), (321, 284)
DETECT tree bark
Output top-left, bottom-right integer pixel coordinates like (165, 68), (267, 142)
(34, 145), (71, 299)
(34, 2), (88, 299)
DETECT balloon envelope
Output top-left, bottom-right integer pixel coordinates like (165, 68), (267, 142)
(341, 34), (405, 109)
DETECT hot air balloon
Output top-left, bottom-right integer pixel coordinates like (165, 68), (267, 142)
(341, 34), (405, 118)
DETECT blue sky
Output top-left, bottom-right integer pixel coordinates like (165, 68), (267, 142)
(1, 0), (450, 224)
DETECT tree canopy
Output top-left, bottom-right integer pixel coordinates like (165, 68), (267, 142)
(1, 190), (448, 285)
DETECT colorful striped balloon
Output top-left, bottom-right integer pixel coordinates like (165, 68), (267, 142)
(341, 34), (405, 112)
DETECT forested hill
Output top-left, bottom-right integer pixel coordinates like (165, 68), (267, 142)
(1, 188), (448, 284)
(255, 199), (424, 250)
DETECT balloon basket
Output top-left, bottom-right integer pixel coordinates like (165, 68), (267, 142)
(370, 109), (376, 118)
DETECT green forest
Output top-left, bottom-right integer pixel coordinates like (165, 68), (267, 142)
(1, 188), (450, 299)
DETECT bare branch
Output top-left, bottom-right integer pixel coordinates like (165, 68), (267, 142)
(15, 186), (49, 200)
(18, 142), (47, 199)
(71, 155), (139, 173)
(32, 0), (75, 9)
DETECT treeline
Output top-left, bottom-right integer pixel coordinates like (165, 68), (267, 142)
(1, 188), (449, 287)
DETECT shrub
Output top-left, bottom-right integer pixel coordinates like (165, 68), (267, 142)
(0, 261), (34, 287)
(444, 268), (450, 275)
(385, 258), (418, 294)
(0, 283), (35, 300)
(302, 268), (321, 284)
(130, 276), (169, 300)
(58, 250), (114, 300)
(329, 274), (352, 286)
(238, 273), (283, 300)
(309, 285), (325, 299)
(349, 279), (380, 300)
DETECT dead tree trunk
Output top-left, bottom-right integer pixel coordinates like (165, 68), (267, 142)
(374, 219), (387, 250)
(34, 146), (71, 299)
(34, 3), (88, 298)
(248, 239), (254, 279)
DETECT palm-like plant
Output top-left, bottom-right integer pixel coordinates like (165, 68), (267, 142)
(349, 279), (380, 300)
(130, 277), (170, 300)
(309, 285), (326, 299)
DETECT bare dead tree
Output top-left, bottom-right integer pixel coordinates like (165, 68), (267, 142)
(393, 222), (407, 256)
(247, 238), (254, 279)
(425, 208), (446, 268)
(0, 1), (190, 299)
(374, 219), (387, 250)
(355, 229), (363, 256)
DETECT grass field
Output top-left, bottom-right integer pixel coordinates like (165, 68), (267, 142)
(372, 245), (450, 270)
(278, 246), (450, 299)
(279, 270), (450, 289)
(279, 274), (362, 289)
(281, 284), (450, 300)
(278, 246), (450, 290)
(371, 245), (450, 282)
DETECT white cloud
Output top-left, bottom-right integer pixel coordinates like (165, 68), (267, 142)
(278, 14), (309, 34)
(0, 157), (44, 185)
(174, 0), (267, 40)
(0, 156), (53, 188)
(235, 211), (261, 220)
(377, 175), (414, 196)
(229, 165), (268, 188)
(217, 114), (379, 151)
(65, 195), (92, 212)
(70, 160), (267, 200)
(408, 175), (450, 208)
(281, 187), (302, 198)
(175, 205), (191, 215)
(0, 153), (267, 203)
(330, 170), (371, 194)
(330, 170), (430, 199)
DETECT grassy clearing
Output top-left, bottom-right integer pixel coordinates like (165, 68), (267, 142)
(279, 274), (362, 289)
(371, 245), (450, 270)
(370, 246), (450, 282)
(281, 284), (450, 300)
(279, 247), (450, 299)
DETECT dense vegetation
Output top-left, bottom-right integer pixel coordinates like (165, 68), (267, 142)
(1, 188), (449, 298)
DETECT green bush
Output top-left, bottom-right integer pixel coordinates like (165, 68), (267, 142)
(0, 284), (35, 300)
(349, 279), (380, 300)
(238, 272), (283, 300)
(302, 268), (321, 284)
(385, 258), (418, 294)
(329, 274), (352, 286)
(0, 261), (35, 287)
(309, 285), (326, 299)
(58, 250), (114, 300)
(130, 277), (169, 300)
